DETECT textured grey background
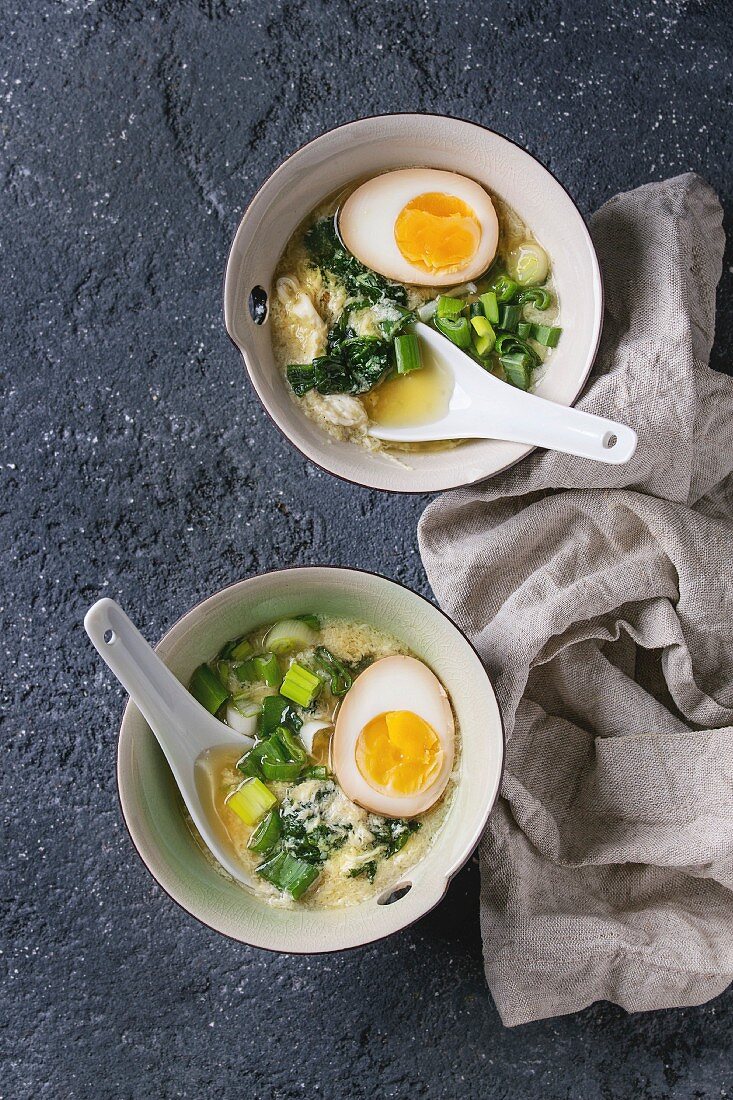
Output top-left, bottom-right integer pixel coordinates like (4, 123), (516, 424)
(2, 1), (733, 1097)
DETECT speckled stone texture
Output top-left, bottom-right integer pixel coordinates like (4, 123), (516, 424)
(2, 1), (733, 1097)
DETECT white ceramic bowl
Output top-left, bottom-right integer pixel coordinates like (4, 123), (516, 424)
(117, 567), (504, 952)
(224, 113), (603, 493)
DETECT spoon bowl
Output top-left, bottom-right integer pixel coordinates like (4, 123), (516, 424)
(84, 598), (254, 887)
(369, 322), (637, 464)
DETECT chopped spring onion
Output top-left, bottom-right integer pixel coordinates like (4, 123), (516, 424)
(281, 662), (322, 708)
(247, 809), (281, 855)
(531, 323), (562, 347)
(491, 274), (518, 303)
(516, 287), (552, 310)
(494, 332), (540, 364)
(256, 851), (320, 900)
(314, 647), (353, 696)
(189, 664), (229, 714)
(234, 652), (281, 688)
(294, 614), (320, 630)
(394, 333), (422, 375)
(417, 299), (438, 322)
(265, 618), (317, 655)
(508, 241), (549, 286)
(474, 333), (495, 358)
(436, 295), (464, 318)
(237, 750), (263, 779)
(238, 736), (285, 778)
(479, 291), (500, 324)
(261, 694), (302, 737)
(501, 352), (533, 390)
(260, 758), (303, 782)
(445, 280), (477, 298)
(226, 778), (276, 827)
(301, 765), (330, 780)
(214, 660), (231, 688)
(299, 718), (333, 754)
(470, 315), (494, 339)
(231, 637), (254, 661)
(499, 303), (521, 332)
(469, 301), (483, 318)
(516, 322), (532, 339)
(434, 314), (471, 349)
(225, 699), (259, 739)
(273, 725), (307, 763)
(471, 315), (496, 358)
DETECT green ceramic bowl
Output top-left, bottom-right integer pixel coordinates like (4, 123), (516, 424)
(117, 567), (504, 952)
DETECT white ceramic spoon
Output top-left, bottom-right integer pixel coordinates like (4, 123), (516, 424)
(85, 597), (255, 887)
(369, 321), (637, 464)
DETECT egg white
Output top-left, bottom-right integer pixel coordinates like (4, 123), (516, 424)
(332, 655), (455, 818)
(338, 168), (499, 288)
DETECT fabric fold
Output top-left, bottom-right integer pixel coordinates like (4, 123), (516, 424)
(418, 173), (733, 1025)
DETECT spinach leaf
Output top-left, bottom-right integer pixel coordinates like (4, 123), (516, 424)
(368, 816), (420, 858)
(347, 860), (378, 883)
(305, 218), (408, 307)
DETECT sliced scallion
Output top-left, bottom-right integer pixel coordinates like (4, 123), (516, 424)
(473, 333), (495, 358)
(314, 647), (353, 696)
(265, 618), (317, 655)
(501, 352), (533, 390)
(516, 287), (552, 310)
(214, 660), (231, 689)
(280, 661), (322, 708)
(256, 851), (320, 899)
(225, 778), (277, 827)
(394, 333), (422, 375)
(508, 241), (549, 286)
(417, 299), (438, 322)
(225, 700), (259, 739)
(301, 765), (330, 780)
(271, 725), (307, 765)
(260, 758), (303, 782)
(260, 694), (302, 737)
(294, 614), (320, 630)
(499, 303), (521, 332)
(247, 809), (281, 855)
(434, 314), (471, 349)
(531, 323), (562, 347)
(436, 296), (465, 318)
(479, 291), (500, 324)
(491, 274), (518, 303)
(234, 652), (281, 689)
(444, 280), (477, 297)
(229, 637), (253, 661)
(189, 664), (229, 714)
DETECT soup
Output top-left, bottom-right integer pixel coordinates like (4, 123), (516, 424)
(187, 613), (458, 909)
(270, 167), (561, 453)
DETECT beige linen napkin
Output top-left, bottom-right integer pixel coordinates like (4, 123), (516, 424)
(418, 174), (733, 1026)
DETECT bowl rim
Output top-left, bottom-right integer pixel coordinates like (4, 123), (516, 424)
(115, 564), (506, 952)
(223, 111), (604, 496)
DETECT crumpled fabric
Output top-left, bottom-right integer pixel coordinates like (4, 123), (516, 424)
(418, 174), (733, 1025)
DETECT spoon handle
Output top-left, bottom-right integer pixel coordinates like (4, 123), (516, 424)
(84, 598), (219, 761)
(477, 385), (638, 464)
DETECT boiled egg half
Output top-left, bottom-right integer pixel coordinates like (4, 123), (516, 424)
(331, 655), (455, 818)
(338, 168), (499, 287)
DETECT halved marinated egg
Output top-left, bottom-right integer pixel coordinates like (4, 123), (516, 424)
(338, 168), (499, 287)
(331, 655), (455, 818)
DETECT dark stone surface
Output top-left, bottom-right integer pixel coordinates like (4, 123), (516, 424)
(2, 1), (732, 1097)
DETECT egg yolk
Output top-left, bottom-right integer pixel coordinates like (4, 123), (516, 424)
(356, 710), (442, 795)
(394, 192), (481, 275)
